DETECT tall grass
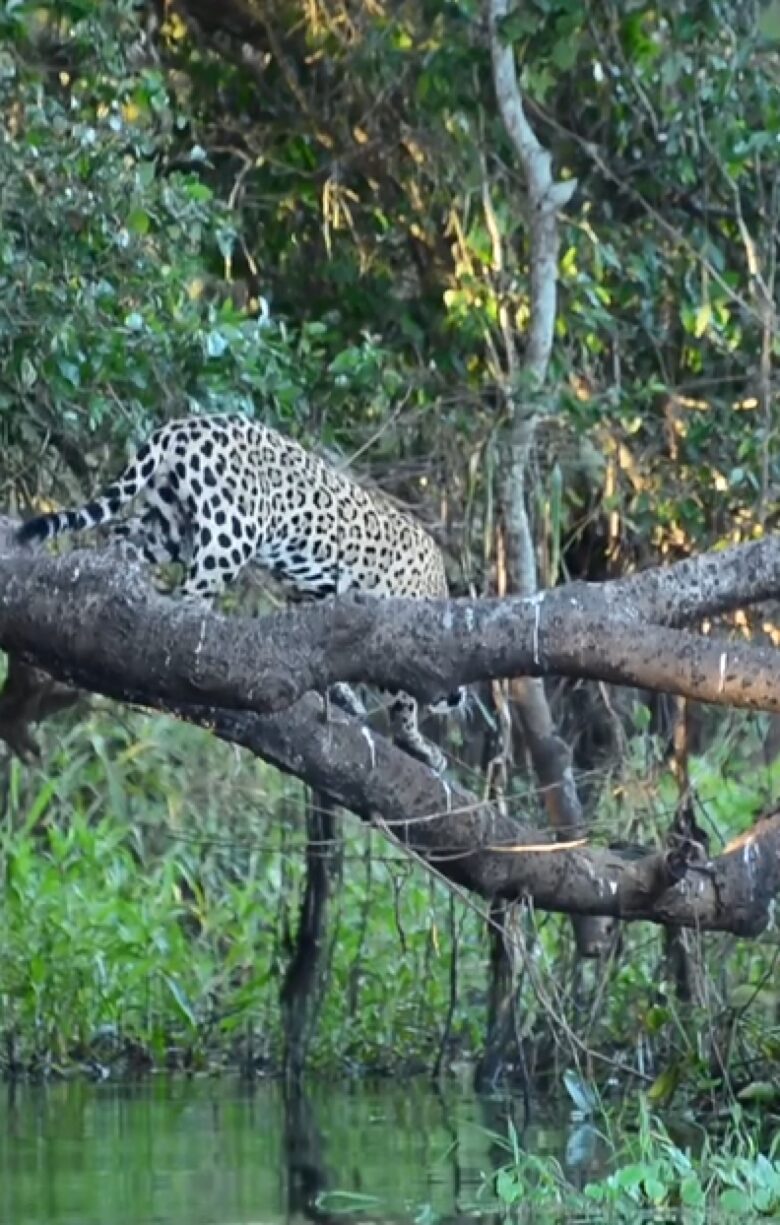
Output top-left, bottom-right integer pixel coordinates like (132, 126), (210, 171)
(0, 699), (778, 1091)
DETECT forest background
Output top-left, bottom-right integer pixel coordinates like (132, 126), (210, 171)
(0, 0), (778, 1107)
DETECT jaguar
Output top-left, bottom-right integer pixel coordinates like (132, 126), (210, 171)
(17, 413), (463, 772)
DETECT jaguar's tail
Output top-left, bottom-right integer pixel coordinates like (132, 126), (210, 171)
(16, 431), (167, 546)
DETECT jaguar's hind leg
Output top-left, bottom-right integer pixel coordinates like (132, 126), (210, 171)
(179, 493), (257, 600)
(106, 508), (183, 567)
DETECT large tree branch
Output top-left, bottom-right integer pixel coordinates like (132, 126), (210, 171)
(210, 696), (780, 938)
(2, 531), (779, 723)
(1, 521), (779, 936)
(602, 534), (780, 625)
(205, 696), (780, 938)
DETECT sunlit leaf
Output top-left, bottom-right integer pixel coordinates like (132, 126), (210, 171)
(127, 208), (150, 235)
(694, 302), (712, 338)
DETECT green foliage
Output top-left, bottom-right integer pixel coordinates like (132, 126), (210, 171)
(1, 700), (777, 1079)
(0, 0), (431, 511)
(0, 709), (486, 1074)
(3, 0), (776, 542)
(472, 1106), (780, 1220)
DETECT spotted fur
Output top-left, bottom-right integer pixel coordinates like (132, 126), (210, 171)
(17, 413), (462, 771)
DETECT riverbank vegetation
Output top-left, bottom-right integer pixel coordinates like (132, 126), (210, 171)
(0, 0), (779, 1130)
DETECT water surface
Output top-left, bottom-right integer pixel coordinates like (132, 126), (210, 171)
(0, 1078), (575, 1225)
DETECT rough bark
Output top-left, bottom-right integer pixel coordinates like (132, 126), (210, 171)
(3, 531), (780, 730)
(186, 698), (780, 937)
(1, 521), (779, 936)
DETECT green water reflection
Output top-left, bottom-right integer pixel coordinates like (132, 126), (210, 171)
(0, 1078), (566, 1225)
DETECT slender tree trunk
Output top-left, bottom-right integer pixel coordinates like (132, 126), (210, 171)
(475, 901), (529, 1105)
(482, 0), (612, 1083)
(280, 791), (341, 1082)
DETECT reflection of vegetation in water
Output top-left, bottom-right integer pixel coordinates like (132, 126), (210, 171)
(320, 1100), (780, 1221)
(3, 1076), (777, 1223)
(0, 1080), (542, 1224)
(11, 1078), (775, 1225)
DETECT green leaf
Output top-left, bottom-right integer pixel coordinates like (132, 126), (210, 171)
(495, 1168), (522, 1205)
(563, 1068), (597, 1115)
(680, 1175), (705, 1207)
(719, 1188), (753, 1213)
(497, 11), (536, 41)
(20, 354), (37, 389)
(694, 302), (712, 337)
(57, 359), (80, 387)
(647, 1063), (680, 1105)
(162, 974), (197, 1028)
(644, 1175), (667, 1204)
(127, 208), (150, 235)
(615, 1163), (647, 1193)
(737, 1081), (780, 1104)
(644, 1004), (671, 1034)
(184, 180), (213, 202)
(551, 37), (578, 70)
